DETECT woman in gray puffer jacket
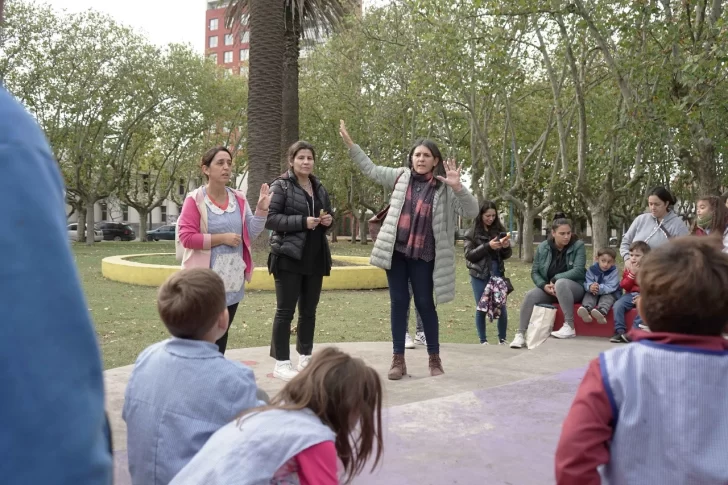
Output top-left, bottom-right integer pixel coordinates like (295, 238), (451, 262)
(339, 121), (479, 380)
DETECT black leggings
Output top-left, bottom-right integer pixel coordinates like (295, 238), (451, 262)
(215, 302), (239, 355)
(270, 270), (324, 361)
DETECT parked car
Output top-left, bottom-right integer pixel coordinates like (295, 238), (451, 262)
(68, 223), (103, 242)
(146, 224), (176, 241)
(95, 222), (136, 241)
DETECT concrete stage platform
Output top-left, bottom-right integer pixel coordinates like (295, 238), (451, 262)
(106, 338), (613, 484)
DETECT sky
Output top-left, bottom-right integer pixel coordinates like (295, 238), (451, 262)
(43, 0), (390, 54)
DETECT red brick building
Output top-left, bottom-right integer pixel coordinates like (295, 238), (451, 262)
(205, 1), (249, 76)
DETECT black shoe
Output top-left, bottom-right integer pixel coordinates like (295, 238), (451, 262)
(610, 333), (630, 343)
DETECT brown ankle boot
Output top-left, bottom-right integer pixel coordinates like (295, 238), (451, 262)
(388, 353), (407, 380)
(429, 354), (444, 376)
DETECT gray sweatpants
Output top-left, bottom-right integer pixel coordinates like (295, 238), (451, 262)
(519, 279), (585, 333)
(581, 293), (617, 314)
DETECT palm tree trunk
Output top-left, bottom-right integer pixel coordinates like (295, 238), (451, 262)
(247, 0), (285, 200)
(280, 7), (300, 173)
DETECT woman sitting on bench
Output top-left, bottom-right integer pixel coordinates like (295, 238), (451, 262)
(510, 214), (586, 348)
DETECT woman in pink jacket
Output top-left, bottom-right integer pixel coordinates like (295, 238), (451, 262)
(177, 146), (272, 354)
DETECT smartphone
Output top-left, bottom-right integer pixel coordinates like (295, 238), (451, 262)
(499, 232), (508, 239)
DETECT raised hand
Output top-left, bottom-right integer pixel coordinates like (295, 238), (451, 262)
(435, 158), (463, 191)
(257, 183), (273, 211)
(339, 120), (354, 148)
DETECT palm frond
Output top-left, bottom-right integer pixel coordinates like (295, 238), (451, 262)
(224, 0), (360, 39)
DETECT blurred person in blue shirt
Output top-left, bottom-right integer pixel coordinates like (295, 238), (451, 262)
(0, 2), (113, 481)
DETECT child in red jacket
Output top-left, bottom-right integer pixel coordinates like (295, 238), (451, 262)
(555, 236), (728, 485)
(609, 241), (650, 342)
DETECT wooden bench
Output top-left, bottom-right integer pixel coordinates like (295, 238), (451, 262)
(552, 304), (639, 337)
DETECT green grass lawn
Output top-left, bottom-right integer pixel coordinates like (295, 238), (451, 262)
(74, 240), (595, 369)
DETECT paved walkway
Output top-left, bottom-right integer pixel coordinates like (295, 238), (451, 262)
(106, 339), (613, 484)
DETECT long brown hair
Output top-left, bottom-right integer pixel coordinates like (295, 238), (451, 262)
(241, 347), (383, 483)
(691, 195), (728, 235)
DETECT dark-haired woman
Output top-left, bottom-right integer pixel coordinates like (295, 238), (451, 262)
(339, 120), (479, 379)
(464, 201), (512, 345)
(266, 141), (333, 382)
(510, 215), (586, 348)
(620, 186), (688, 269)
(177, 146), (272, 354)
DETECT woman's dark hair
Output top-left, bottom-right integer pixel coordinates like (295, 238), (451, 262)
(473, 200), (506, 238)
(238, 347), (383, 484)
(200, 146), (232, 180)
(550, 212), (574, 234)
(287, 140), (316, 165)
(648, 186), (676, 209)
(692, 195), (728, 235)
(407, 139), (446, 178)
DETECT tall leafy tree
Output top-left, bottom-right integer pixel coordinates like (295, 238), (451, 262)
(226, 0), (360, 171)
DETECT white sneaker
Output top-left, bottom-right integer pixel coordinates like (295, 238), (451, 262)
(404, 332), (415, 349)
(414, 331), (427, 346)
(297, 354), (312, 372)
(510, 332), (526, 349)
(551, 324), (576, 339)
(273, 360), (298, 382)
(482, 341), (490, 345)
(498, 339), (508, 346)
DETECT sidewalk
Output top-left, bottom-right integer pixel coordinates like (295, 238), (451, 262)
(107, 338), (612, 484)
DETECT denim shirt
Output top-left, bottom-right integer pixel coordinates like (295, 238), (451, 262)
(122, 338), (263, 485)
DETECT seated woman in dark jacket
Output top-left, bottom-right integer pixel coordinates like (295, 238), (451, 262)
(266, 141), (333, 382)
(464, 201), (512, 345)
(510, 214), (587, 348)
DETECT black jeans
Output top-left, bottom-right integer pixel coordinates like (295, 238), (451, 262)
(215, 302), (239, 355)
(270, 270), (324, 361)
(386, 251), (439, 355)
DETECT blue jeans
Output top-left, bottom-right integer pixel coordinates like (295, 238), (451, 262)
(613, 292), (643, 333)
(386, 251), (439, 355)
(470, 276), (508, 343)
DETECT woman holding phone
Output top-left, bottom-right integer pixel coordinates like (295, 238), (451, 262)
(463, 201), (512, 345)
(266, 141), (333, 382)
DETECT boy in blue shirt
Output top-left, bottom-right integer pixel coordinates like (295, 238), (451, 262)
(577, 247), (621, 324)
(123, 268), (265, 485)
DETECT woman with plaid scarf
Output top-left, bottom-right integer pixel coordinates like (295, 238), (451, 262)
(340, 121), (479, 379)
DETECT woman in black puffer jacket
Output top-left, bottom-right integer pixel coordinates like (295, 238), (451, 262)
(463, 200), (512, 345)
(266, 141), (333, 382)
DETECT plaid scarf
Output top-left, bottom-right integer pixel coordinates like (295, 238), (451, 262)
(396, 171), (437, 260)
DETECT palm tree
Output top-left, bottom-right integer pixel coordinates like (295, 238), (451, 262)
(242, 0), (285, 207)
(226, 0), (360, 172)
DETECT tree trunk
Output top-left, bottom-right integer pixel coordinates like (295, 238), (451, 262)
(247, 0), (285, 200)
(330, 211), (338, 243)
(350, 214), (357, 244)
(521, 209), (536, 263)
(590, 207), (609, 260)
(280, 7), (300, 172)
(77, 207), (87, 243)
(138, 209), (149, 242)
(358, 209), (368, 245)
(85, 200), (95, 245)
(516, 214), (523, 260)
